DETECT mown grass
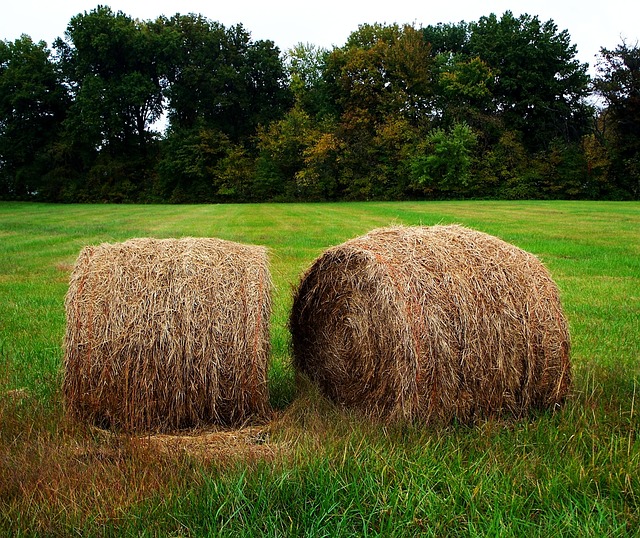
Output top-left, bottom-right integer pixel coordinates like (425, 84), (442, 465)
(1, 200), (638, 536)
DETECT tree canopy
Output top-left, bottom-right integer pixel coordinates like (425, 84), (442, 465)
(0, 36), (68, 198)
(0, 9), (637, 201)
(592, 41), (640, 198)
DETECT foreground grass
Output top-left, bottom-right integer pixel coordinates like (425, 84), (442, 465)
(0, 200), (638, 536)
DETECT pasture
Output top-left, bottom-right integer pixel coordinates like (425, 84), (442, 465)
(1, 201), (638, 535)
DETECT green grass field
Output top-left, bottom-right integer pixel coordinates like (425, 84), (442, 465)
(1, 200), (639, 536)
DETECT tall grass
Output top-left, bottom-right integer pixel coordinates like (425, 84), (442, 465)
(1, 201), (638, 535)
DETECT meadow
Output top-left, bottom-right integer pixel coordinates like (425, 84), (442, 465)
(0, 200), (638, 536)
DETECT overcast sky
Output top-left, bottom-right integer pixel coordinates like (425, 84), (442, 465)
(2, 1), (638, 74)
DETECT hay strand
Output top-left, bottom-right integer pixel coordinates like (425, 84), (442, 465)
(63, 237), (272, 432)
(290, 225), (571, 423)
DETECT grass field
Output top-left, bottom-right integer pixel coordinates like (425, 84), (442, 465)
(1, 200), (638, 536)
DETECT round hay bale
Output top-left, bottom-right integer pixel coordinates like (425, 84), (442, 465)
(63, 237), (272, 432)
(290, 225), (571, 423)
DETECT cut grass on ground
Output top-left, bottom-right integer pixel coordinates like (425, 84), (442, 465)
(1, 200), (638, 536)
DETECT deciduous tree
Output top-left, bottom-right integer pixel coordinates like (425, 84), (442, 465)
(56, 7), (164, 153)
(161, 14), (290, 142)
(410, 122), (477, 197)
(0, 36), (68, 199)
(322, 24), (434, 198)
(54, 6), (165, 199)
(593, 41), (640, 198)
(468, 12), (591, 151)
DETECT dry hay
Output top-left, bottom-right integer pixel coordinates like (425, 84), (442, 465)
(290, 225), (571, 424)
(67, 424), (283, 465)
(63, 237), (272, 433)
(138, 425), (281, 462)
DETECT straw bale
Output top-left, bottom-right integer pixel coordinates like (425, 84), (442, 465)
(63, 237), (272, 432)
(290, 225), (571, 423)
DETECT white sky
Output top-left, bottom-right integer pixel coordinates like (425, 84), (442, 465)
(2, 1), (638, 74)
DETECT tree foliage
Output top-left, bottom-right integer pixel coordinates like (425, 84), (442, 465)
(470, 12), (591, 150)
(0, 36), (68, 199)
(411, 122), (477, 196)
(0, 9), (637, 201)
(160, 15), (290, 141)
(56, 7), (164, 151)
(592, 41), (640, 198)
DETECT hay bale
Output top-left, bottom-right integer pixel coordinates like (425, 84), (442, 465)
(290, 225), (570, 423)
(63, 237), (272, 432)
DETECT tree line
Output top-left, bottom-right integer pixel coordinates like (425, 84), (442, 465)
(0, 6), (638, 202)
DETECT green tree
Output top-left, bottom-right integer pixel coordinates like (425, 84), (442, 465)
(592, 41), (640, 198)
(581, 116), (614, 198)
(157, 14), (290, 200)
(322, 24), (434, 198)
(287, 43), (334, 118)
(434, 54), (495, 130)
(370, 115), (420, 199)
(327, 23), (433, 127)
(156, 124), (252, 202)
(161, 14), (290, 142)
(0, 36), (69, 200)
(477, 130), (533, 198)
(254, 105), (313, 200)
(468, 12), (591, 151)
(422, 22), (470, 56)
(534, 139), (589, 198)
(244, 38), (292, 133)
(410, 122), (477, 197)
(54, 6), (165, 200)
(296, 124), (344, 200)
(57, 7), (164, 150)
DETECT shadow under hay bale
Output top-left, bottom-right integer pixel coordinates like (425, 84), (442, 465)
(290, 225), (571, 424)
(63, 237), (272, 433)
